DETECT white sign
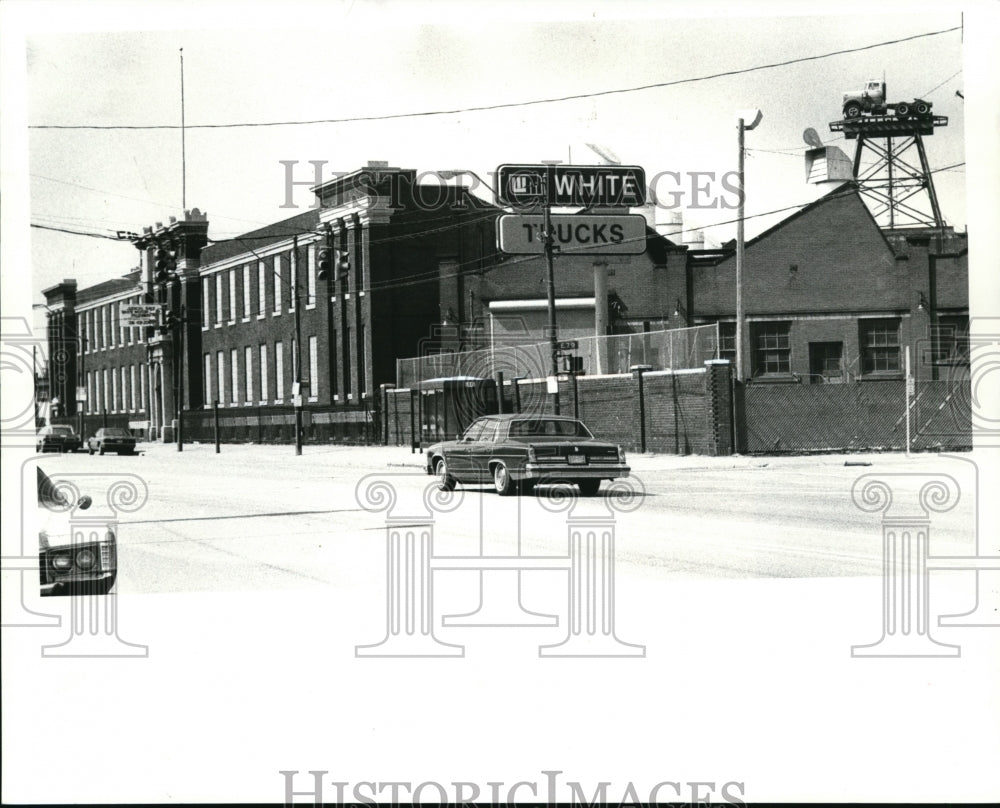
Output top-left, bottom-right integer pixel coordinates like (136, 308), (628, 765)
(498, 214), (647, 256)
(120, 303), (161, 327)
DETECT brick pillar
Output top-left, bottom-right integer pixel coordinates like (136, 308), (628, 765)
(704, 359), (733, 456)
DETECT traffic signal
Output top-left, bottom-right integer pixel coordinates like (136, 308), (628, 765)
(317, 248), (333, 280)
(154, 247), (176, 284)
(317, 248), (350, 281)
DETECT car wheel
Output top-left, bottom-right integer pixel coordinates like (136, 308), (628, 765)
(88, 446), (94, 455)
(577, 479), (601, 497)
(99, 445), (105, 456)
(434, 457), (456, 491)
(493, 463), (515, 496)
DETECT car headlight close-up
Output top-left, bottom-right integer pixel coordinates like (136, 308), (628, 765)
(50, 552), (73, 571)
(75, 548), (97, 570)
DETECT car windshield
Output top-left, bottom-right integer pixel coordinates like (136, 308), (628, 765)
(50, 426), (75, 435)
(102, 429), (131, 437)
(508, 419), (593, 438)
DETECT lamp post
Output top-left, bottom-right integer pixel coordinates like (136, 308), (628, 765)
(736, 109), (763, 382)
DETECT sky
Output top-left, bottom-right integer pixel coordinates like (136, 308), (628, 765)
(3, 1), (979, 320)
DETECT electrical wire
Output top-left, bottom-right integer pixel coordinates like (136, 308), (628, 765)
(29, 26), (960, 131)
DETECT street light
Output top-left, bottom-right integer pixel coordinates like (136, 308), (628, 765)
(735, 108), (763, 382)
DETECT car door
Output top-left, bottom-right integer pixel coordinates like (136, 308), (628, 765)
(466, 418), (500, 483)
(445, 419), (485, 480)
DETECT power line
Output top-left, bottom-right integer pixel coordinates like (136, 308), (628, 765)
(29, 26), (960, 131)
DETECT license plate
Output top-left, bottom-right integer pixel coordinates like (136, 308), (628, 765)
(567, 455), (587, 465)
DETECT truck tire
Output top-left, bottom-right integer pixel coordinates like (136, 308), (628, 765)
(844, 102), (862, 119)
(895, 102), (910, 118)
(916, 101), (930, 115)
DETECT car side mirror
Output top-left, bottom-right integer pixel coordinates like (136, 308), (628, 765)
(78, 495), (92, 510)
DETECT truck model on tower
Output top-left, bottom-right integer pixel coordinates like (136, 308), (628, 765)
(842, 80), (932, 119)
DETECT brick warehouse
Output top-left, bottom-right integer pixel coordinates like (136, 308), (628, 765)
(41, 167), (969, 453)
(41, 162), (500, 444)
(386, 181), (969, 454)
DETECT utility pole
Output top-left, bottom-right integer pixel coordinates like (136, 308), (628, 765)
(736, 109), (763, 382)
(293, 235), (303, 456)
(542, 197), (560, 415)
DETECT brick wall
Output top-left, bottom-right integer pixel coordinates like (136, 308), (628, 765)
(383, 362), (732, 456)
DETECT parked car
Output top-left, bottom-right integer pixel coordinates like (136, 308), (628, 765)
(425, 414), (630, 496)
(37, 466), (117, 596)
(35, 424), (82, 453)
(87, 427), (137, 456)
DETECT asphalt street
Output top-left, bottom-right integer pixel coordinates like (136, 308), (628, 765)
(5, 442), (996, 804)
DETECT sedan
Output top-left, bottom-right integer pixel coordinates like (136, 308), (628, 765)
(425, 414), (630, 496)
(36, 424), (82, 453)
(37, 466), (117, 596)
(87, 427), (137, 456)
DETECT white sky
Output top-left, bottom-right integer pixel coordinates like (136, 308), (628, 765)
(4, 1), (978, 311)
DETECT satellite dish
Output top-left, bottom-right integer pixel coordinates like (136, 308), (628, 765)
(803, 128), (824, 149)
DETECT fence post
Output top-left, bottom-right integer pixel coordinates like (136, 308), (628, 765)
(213, 400), (220, 453)
(409, 389), (417, 454)
(513, 378), (521, 413)
(631, 364), (651, 454)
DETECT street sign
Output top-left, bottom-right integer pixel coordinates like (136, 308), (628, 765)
(120, 303), (161, 327)
(497, 164), (646, 207)
(498, 214), (647, 256)
(556, 340), (579, 350)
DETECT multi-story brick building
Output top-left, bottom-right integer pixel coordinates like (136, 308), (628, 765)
(41, 162), (500, 443)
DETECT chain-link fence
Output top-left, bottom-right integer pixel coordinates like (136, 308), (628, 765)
(396, 324), (719, 388)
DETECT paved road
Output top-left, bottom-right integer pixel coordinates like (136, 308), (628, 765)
(25, 443), (978, 595)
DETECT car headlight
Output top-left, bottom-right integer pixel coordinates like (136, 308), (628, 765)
(51, 552), (73, 571)
(618, 446), (627, 463)
(75, 548), (97, 570)
(527, 446), (537, 463)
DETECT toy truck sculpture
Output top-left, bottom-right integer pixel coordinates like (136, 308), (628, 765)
(842, 80), (932, 119)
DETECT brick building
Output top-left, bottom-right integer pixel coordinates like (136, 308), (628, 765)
(41, 162), (500, 442)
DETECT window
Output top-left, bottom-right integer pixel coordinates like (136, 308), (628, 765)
(273, 255), (282, 313)
(244, 346), (253, 403)
(860, 318), (901, 374)
(215, 274), (223, 324)
(86, 371), (92, 414)
(228, 270), (237, 323)
(121, 367), (129, 411)
(204, 354), (212, 404)
(359, 324), (367, 397)
(306, 245), (316, 305)
(102, 370), (109, 413)
(932, 315), (969, 364)
(242, 264), (251, 319)
(259, 344), (268, 402)
(809, 342), (844, 383)
(203, 278), (211, 327)
(275, 341), (284, 399)
(101, 306), (107, 349)
(308, 336), (318, 398)
(258, 261), (266, 317)
(718, 321), (736, 365)
(751, 322), (791, 376)
(217, 351), (225, 406)
(112, 367), (119, 411)
(109, 304), (115, 348)
(230, 348), (239, 404)
(140, 365), (147, 410)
